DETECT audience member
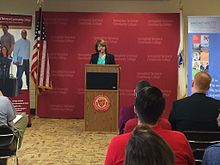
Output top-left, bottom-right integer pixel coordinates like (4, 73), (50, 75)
(202, 143), (220, 165)
(105, 86), (195, 165)
(0, 90), (27, 165)
(125, 124), (174, 165)
(0, 24), (15, 56)
(119, 80), (151, 134)
(124, 117), (171, 133)
(90, 39), (115, 64)
(169, 71), (220, 131)
(0, 90), (28, 148)
(13, 29), (30, 91)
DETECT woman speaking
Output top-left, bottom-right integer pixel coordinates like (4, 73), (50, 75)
(90, 39), (115, 64)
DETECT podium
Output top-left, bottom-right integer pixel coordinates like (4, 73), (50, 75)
(85, 64), (119, 132)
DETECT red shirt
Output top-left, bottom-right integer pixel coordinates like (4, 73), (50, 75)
(105, 125), (195, 165)
(124, 118), (171, 133)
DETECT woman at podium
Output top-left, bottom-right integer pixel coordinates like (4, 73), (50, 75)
(90, 39), (115, 64)
(0, 46), (12, 78)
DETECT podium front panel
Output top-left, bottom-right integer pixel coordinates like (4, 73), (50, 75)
(86, 72), (117, 90)
(85, 90), (118, 132)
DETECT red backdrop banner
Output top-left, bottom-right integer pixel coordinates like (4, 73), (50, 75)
(37, 12), (179, 119)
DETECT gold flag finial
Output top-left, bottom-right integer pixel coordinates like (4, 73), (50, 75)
(179, 0), (183, 10)
(37, 0), (44, 7)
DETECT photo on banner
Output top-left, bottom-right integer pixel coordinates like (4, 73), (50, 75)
(192, 34), (209, 78)
(0, 14), (33, 92)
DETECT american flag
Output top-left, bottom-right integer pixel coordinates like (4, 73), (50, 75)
(31, 8), (52, 92)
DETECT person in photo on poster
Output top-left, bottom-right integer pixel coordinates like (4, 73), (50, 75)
(0, 46), (12, 79)
(13, 30), (30, 91)
(0, 24), (15, 57)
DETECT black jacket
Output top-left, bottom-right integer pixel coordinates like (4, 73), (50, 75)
(89, 53), (115, 64)
(0, 56), (11, 78)
(169, 93), (220, 131)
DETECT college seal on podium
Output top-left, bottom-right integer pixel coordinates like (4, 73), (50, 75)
(93, 95), (110, 112)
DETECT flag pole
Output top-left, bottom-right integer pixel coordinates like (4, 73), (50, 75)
(37, 5), (42, 93)
(34, 0), (44, 116)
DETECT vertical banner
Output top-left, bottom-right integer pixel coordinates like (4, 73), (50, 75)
(37, 12), (179, 118)
(0, 14), (32, 125)
(188, 16), (220, 99)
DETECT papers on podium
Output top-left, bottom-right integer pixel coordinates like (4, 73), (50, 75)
(13, 114), (22, 123)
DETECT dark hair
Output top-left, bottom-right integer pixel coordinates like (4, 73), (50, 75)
(1, 24), (9, 29)
(135, 80), (151, 96)
(135, 86), (165, 124)
(95, 39), (107, 53)
(125, 125), (174, 165)
(0, 46), (9, 57)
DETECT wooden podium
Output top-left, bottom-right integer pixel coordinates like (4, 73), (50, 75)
(84, 64), (119, 132)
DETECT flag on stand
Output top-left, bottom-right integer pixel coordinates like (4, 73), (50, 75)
(31, 7), (52, 93)
(177, 8), (187, 99)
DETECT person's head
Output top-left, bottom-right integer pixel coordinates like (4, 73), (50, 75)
(135, 80), (151, 97)
(192, 71), (212, 94)
(1, 24), (9, 34)
(1, 46), (8, 57)
(21, 29), (27, 40)
(125, 125), (174, 165)
(135, 86), (165, 125)
(95, 39), (107, 54)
